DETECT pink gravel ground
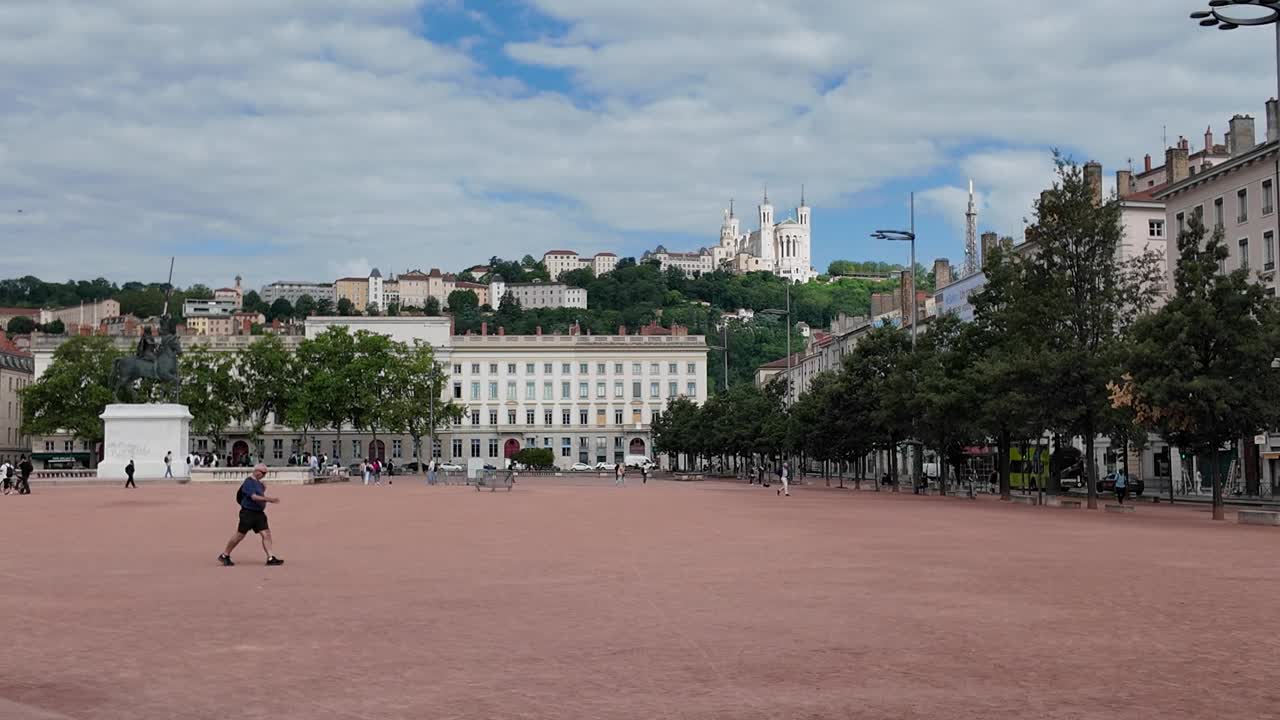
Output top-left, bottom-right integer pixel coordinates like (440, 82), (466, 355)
(1, 479), (1278, 720)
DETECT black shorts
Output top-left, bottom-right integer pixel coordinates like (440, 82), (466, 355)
(237, 509), (269, 534)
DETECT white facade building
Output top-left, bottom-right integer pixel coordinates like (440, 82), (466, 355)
(542, 251), (620, 280)
(641, 246), (717, 276)
(261, 281), (335, 305)
(488, 280), (588, 310)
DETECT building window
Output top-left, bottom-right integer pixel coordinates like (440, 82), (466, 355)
(561, 437), (571, 457)
(488, 382), (498, 400)
(650, 363), (659, 375)
(632, 362), (641, 375)
(597, 363), (606, 374)
(1240, 238), (1250, 270)
(561, 363), (570, 374)
(488, 410), (498, 425)
(1176, 212), (1185, 234)
(451, 439), (462, 458)
(596, 382), (606, 399)
(1214, 197), (1224, 229)
(470, 439), (481, 457)
(1238, 188), (1248, 223)
(1266, 180), (1275, 215)
(562, 410), (571, 425)
(596, 409), (606, 426)
(579, 410), (589, 425)
(352, 440), (361, 459)
(544, 410), (553, 425)
(486, 363), (496, 374)
(526, 381), (536, 400)
(471, 410), (480, 425)
(507, 410), (517, 425)
(453, 382), (462, 399)
(632, 409), (642, 425)
(272, 438), (283, 459)
(632, 381), (641, 399)
(507, 382), (517, 400)
(561, 382), (570, 399)
(544, 363), (553, 374)
(614, 409), (623, 425)
(668, 362), (677, 374)
(649, 382), (659, 398)
(688, 381), (697, 396)
(453, 364), (462, 374)
(1265, 231), (1275, 270)
(488, 439), (498, 458)
(432, 439), (442, 458)
(614, 382), (624, 398)
(543, 382), (553, 400)
(579, 363), (588, 374)
(687, 362), (696, 374)
(579, 437), (589, 463)
(507, 363), (516, 374)
(470, 382), (480, 400)
(578, 382), (589, 399)
(526, 410), (535, 424)
(669, 381), (678, 397)
(614, 363), (623, 374)
(1148, 220), (1164, 239)
(392, 439), (402, 458)
(470, 363), (480, 374)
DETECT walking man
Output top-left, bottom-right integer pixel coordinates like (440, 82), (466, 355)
(777, 462), (790, 497)
(1114, 470), (1128, 505)
(163, 451), (173, 479)
(218, 463), (283, 567)
(124, 459), (136, 488)
(16, 455), (33, 495)
(427, 459), (437, 486)
(614, 462), (625, 486)
(641, 464), (648, 484)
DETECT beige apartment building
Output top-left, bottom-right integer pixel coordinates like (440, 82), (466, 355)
(0, 336), (34, 467)
(333, 277), (370, 310)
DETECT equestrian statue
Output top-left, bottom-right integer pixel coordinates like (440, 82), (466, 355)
(111, 326), (182, 402)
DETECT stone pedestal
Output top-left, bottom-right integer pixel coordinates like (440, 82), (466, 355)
(97, 404), (192, 480)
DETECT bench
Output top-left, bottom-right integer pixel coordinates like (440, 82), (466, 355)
(1105, 504), (1135, 514)
(475, 470), (514, 492)
(1238, 510), (1280, 526)
(1010, 495), (1040, 506)
(1053, 499), (1083, 509)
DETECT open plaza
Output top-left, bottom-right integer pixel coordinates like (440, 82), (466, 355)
(2, 477), (1277, 720)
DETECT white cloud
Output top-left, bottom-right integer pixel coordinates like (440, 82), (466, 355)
(1, 0), (1277, 288)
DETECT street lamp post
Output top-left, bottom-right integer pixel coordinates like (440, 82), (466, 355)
(871, 192), (918, 350)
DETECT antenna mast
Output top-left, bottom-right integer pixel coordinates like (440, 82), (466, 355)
(962, 179), (979, 278)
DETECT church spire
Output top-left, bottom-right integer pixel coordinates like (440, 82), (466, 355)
(729, 198), (734, 218)
(800, 184), (805, 207)
(763, 184), (768, 204)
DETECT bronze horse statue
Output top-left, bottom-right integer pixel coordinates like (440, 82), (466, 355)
(111, 333), (182, 401)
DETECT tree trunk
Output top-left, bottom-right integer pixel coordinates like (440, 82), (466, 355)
(1212, 445), (1225, 521)
(999, 428), (1011, 500)
(1084, 417), (1098, 510)
(939, 439), (948, 497)
(890, 439), (900, 493)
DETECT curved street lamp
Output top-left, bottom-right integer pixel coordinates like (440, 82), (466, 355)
(1190, 1), (1280, 103)
(870, 190), (918, 351)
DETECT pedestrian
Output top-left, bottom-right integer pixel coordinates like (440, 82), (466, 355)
(1114, 470), (1128, 505)
(185, 453), (194, 475)
(361, 459), (370, 486)
(1, 460), (12, 494)
(124, 459), (136, 489)
(641, 464), (648, 484)
(777, 463), (790, 497)
(163, 451), (173, 479)
(614, 462), (624, 486)
(218, 463), (284, 567)
(427, 459), (437, 486)
(16, 455), (33, 495)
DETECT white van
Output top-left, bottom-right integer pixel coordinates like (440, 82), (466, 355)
(624, 454), (655, 470)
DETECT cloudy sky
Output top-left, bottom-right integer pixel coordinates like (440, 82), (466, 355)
(2, 0), (1277, 289)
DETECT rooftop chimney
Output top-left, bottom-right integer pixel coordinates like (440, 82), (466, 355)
(617, 325), (627, 336)
(1205, 126), (1214, 153)
(535, 325), (542, 336)
(1084, 161), (1103, 206)
(1116, 169), (1133, 199)
(1267, 99), (1279, 143)
(932, 258), (952, 289)
(498, 326), (505, 336)
(981, 231), (999, 266)
(1165, 144), (1189, 186)
(1229, 114), (1256, 155)
(1144, 154), (1152, 173)
(481, 321), (488, 336)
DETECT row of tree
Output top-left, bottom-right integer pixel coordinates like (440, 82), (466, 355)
(21, 328), (465, 468)
(655, 156), (1280, 519)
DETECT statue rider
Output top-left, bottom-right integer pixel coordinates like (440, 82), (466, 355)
(137, 326), (159, 364)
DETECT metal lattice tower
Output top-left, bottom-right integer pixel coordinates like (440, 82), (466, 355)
(962, 179), (979, 278)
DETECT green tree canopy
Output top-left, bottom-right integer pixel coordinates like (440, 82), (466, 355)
(21, 336), (120, 444)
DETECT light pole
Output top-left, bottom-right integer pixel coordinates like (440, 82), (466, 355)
(871, 192), (918, 350)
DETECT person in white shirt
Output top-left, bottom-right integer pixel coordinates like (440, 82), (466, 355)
(0, 461), (12, 494)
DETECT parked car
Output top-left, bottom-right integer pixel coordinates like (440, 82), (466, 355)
(624, 455), (655, 470)
(438, 462), (463, 472)
(1097, 471), (1144, 496)
(570, 462), (592, 472)
(594, 461), (613, 470)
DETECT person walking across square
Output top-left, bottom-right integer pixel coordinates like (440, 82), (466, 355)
(124, 459), (136, 488)
(777, 463), (790, 497)
(163, 451), (173, 479)
(614, 462), (625, 486)
(218, 463), (283, 567)
(16, 455), (33, 495)
(1, 460), (12, 495)
(1114, 470), (1128, 505)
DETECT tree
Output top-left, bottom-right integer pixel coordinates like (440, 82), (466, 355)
(843, 326), (913, 490)
(293, 326), (358, 459)
(447, 289), (478, 312)
(316, 298), (335, 316)
(336, 298), (355, 316)
(365, 303), (380, 317)
(268, 297), (293, 323)
(904, 314), (978, 496)
(6, 316), (35, 335)
(348, 331), (397, 457)
(293, 294), (316, 320)
(236, 335), (294, 445)
(424, 296), (441, 316)
(242, 290), (267, 314)
(1024, 153), (1164, 508)
(40, 319), (65, 334)
(179, 346), (242, 453)
(513, 447), (554, 469)
(386, 302), (400, 317)
(383, 342), (463, 470)
(21, 335), (120, 446)
(1120, 217), (1280, 519)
